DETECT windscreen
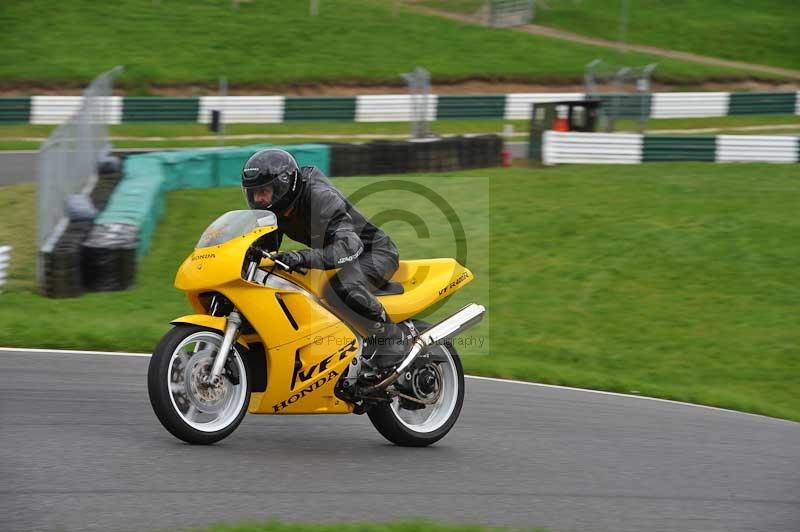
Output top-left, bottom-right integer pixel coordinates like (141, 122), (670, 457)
(196, 210), (277, 248)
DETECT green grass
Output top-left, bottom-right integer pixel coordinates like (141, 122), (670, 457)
(0, 0), (774, 89)
(422, 0), (800, 70)
(419, 0), (485, 14)
(532, 0), (800, 70)
(2, 163), (799, 421)
(0, 183), (36, 291)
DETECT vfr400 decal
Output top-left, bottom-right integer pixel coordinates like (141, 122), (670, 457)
(439, 271), (469, 296)
(290, 339), (357, 390)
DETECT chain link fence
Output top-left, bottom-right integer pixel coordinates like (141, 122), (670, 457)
(585, 60), (656, 132)
(485, 0), (535, 27)
(37, 66), (123, 285)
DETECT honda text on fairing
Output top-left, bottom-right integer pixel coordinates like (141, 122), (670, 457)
(147, 210), (485, 446)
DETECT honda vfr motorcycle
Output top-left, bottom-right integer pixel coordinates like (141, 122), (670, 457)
(148, 210), (485, 446)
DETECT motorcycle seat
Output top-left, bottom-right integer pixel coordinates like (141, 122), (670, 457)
(288, 258), (472, 323)
(372, 280), (404, 296)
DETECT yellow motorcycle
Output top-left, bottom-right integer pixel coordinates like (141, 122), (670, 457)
(147, 210), (485, 446)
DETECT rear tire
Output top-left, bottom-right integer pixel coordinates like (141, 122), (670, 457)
(367, 320), (465, 447)
(148, 325), (251, 445)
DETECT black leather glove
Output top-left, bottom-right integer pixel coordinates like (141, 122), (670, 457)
(273, 251), (307, 272)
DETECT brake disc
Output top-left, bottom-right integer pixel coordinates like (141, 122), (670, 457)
(183, 350), (229, 414)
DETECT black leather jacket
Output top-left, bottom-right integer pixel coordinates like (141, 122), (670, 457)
(275, 166), (398, 270)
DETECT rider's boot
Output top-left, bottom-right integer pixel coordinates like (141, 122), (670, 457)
(369, 321), (412, 370)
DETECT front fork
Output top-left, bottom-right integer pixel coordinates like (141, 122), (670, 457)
(205, 310), (242, 387)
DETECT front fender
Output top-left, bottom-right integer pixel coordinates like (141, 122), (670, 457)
(170, 314), (250, 348)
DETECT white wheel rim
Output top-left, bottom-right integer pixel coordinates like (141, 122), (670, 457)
(389, 345), (459, 434)
(167, 331), (248, 433)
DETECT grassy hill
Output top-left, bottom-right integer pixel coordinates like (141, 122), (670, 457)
(422, 0), (800, 70)
(0, 0), (775, 91)
(2, 163), (799, 421)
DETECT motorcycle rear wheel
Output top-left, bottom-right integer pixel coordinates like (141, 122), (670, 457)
(148, 325), (251, 445)
(367, 320), (465, 447)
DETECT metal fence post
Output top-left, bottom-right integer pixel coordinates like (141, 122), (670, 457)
(402, 67), (431, 139)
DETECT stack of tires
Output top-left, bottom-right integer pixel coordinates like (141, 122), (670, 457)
(40, 155), (126, 298)
(328, 143), (372, 176)
(81, 223), (138, 292)
(327, 135), (503, 177)
(41, 220), (92, 298)
(368, 140), (412, 174)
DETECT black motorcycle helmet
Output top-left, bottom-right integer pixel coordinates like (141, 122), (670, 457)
(241, 148), (301, 213)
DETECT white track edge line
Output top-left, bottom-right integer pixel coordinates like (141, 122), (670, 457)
(465, 375), (795, 423)
(0, 346), (794, 424)
(0, 346), (151, 357)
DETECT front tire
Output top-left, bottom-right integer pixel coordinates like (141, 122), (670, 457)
(367, 320), (465, 447)
(148, 325), (251, 445)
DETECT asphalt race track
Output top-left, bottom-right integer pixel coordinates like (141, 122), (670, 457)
(0, 151), (39, 186)
(1, 349), (798, 532)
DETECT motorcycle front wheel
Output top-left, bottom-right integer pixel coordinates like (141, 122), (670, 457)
(148, 325), (251, 445)
(367, 320), (465, 447)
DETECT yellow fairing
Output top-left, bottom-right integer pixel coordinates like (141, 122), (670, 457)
(174, 225), (355, 415)
(170, 315), (250, 349)
(172, 225), (473, 416)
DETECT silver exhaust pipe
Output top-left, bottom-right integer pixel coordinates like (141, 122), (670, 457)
(367, 303), (486, 392)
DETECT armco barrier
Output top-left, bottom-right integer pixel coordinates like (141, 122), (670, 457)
(0, 98), (31, 123)
(31, 96), (124, 125)
(0, 245), (10, 291)
(651, 92), (729, 118)
(283, 97), (356, 121)
(716, 135), (799, 163)
(543, 132), (643, 165)
(121, 97), (200, 122)
(728, 92), (797, 116)
(504, 93), (585, 120)
(198, 96), (284, 124)
(642, 136), (717, 162)
(3, 92), (800, 124)
(356, 94), (438, 122)
(436, 95), (506, 119)
(543, 131), (800, 165)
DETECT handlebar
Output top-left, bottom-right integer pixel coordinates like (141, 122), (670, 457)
(252, 247), (308, 275)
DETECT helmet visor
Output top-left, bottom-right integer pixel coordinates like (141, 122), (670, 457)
(243, 174), (292, 210)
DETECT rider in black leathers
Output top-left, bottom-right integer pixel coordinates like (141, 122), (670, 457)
(241, 148), (408, 368)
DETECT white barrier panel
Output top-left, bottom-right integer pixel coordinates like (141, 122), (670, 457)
(716, 135), (799, 163)
(32, 96), (123, 125)
(651, 92), (729, 118)
(0, 245), (10, 290)
(504, 93), (585, 120)
(355, 94), (438, 122)
(198, 96), (285, 124)
(543, 131), (643, 165)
